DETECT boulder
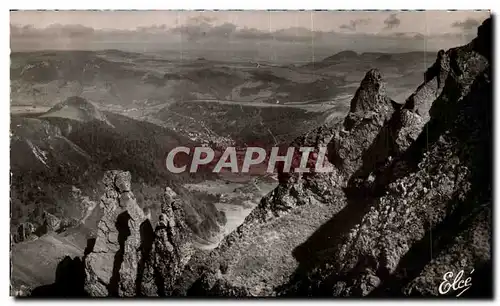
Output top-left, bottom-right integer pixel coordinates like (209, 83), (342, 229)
(15, 222), (36, 242)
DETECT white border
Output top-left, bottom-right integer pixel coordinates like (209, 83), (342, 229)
(1, 1), (499, 306)
(3, 1), (496, 10)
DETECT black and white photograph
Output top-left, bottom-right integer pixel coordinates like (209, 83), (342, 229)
(7, 9), (494, 298)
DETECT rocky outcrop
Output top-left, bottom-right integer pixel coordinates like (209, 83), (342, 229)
(84, 170), (147, 296)
(72, 185), (98, 224)
(406, 50), (449, 120)
(41, 211), (61, 233)
(139, 187), (195, 296)
(15, 222), (36, 243)
(191, 17), (492, 297)
(241, 68), (398, 221)
(83, 171), (194, 297)
(331, 68), (397, 179)
(13, 212), (65, 243)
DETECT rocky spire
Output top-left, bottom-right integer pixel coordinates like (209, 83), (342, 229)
(82, 171), (194, 297)
(84, 170), (147, 297)
(332, 69), (396, 178)
(348, 69), (392, 115)
(403, 49), (450, 122)
(139, 187), (195, 296)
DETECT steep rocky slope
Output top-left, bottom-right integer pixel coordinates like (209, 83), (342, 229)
(187, 17), (492, 297)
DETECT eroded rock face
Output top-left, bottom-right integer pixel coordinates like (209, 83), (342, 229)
(84, 170), (147, 297)
(140, 187), (195, 296)
(83, 173), (194, 297)
(332, 69), (397, 179)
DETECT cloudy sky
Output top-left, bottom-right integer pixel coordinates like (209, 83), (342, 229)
(10, 10), (491, 61)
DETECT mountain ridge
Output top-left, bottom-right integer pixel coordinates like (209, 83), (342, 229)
(185, 17), (492, 297)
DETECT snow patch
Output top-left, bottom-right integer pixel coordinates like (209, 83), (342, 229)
(26, 140), (48, 167)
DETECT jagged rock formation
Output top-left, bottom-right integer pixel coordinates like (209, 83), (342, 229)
(84, 170), (147, 296)
(83, 171), (194, 297)
(190, 17), (492, 297)
(12, 212), (80, 244)
(332, 68), (397, 179)
(289, 55), (491, 296)
(139, 187), (195, 296)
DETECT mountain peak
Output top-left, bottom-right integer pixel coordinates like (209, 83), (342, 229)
(322, 50), (358, 62)
(474, 17), (492, 60)
(40, 96), (111, 125)
(348, 68), (390, 115)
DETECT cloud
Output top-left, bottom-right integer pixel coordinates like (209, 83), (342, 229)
(452, 18), (481, 30)
(339, 18), (371, 31)
(136, 24), (168, 33)
(389, 32), (426, 40)
(167, 15), (221, 39)
(10, 23), (96, 39)
(187, 15), (217, 25)
(42, 24), (95, 37)
(236, 26), (319, 42)
(384, 14), (401, 29)
(208, 22), (237, 37)
(170, 22), (321, 42)
(171, 22), (237, 41)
